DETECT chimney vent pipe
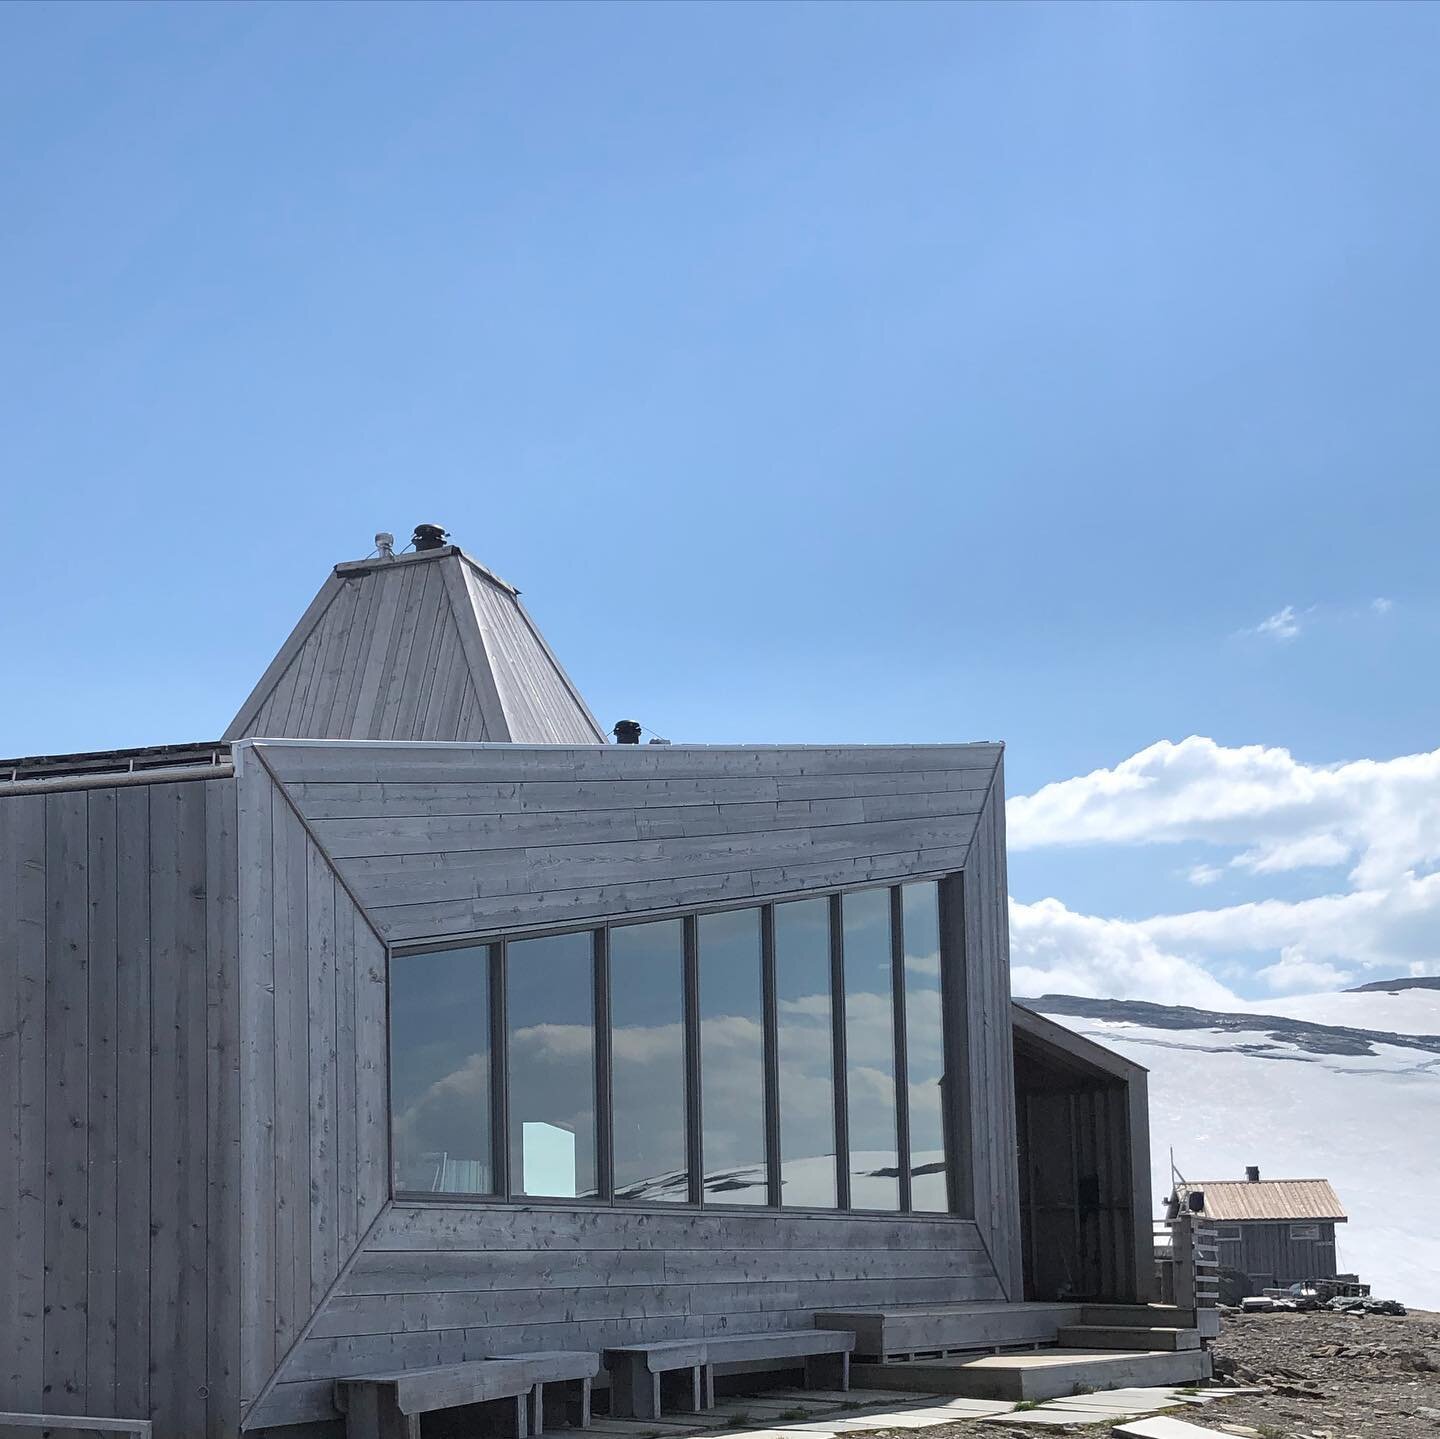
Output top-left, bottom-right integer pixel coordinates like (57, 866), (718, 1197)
(1246, 1165), (1260, 1183)
(413, 524), (449, 552)
(613, 720), (642, 745)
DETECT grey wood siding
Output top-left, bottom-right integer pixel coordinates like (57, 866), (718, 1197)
(1224, 1221), (1341, 1287)
(460, 562), (608, 746)
(231, 738), (1018, 1433)
(224, 551), (606, 746)
(955, 762), (1023, 1299)
(236, 760), (390, 1422)
(257, 740), (1003, 945)
(248, 1205), (1005, 1430)
(0, 779), (240, 1439)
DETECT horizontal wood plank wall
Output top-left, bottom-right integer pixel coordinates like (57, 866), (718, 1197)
(0, 780), (241, 1439)
(236, 762), (389, 1422)
(258, 741), (1003, 945)
(959, 762), (1024, 1300)
(249, 1205), (1004, 1429)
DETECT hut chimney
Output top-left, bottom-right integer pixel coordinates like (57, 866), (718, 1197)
(413, 523), (449, 552)
(1246, 1165), (1260, 1183)
(613, 720), (642, 745)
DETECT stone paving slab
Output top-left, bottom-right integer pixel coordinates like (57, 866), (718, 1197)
(586, 1421), (709, 1437)
(708, 1401), (837, 1419)
(1113, 1417), (1218, 1438)
(767, 1391), (941, 1406)
(884, 1402), (1018, 1420)
(980, 1409), (1114, 1427)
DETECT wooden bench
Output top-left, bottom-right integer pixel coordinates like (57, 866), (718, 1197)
(605, 1330), (855, 1420)
(0, 1417), (150, 1438)
(489, 1350), (599, 1434)
(335, 1352), (598, 1439)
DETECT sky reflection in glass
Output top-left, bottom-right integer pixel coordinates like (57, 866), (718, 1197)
(698, 907), (767, 1205)
(507, 930), (597, 1198)
(775, 898), (837, 1208)
(389, 945), (493, 1195)
(843, 888), (900, 1210)
(903, 881), (949, 1212)
(610, 919), (689, 1201)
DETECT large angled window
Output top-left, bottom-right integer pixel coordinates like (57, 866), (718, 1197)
(389, 944), (494, 1195)
(389, 878), (960, 1215)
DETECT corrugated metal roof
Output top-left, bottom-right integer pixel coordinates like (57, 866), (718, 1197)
(1176, 1178), (1347, 1222)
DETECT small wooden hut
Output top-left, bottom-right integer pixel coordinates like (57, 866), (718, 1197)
(1169, 1170), (1348, 1291)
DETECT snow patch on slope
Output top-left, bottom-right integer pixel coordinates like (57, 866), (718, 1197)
(1033, 991), (1440, 1312)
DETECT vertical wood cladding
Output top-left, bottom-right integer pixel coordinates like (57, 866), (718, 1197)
(236, 759), (390, 1422)
(0, 779), (240, 1439)
(224, 550), (607, 747)
(1226, 1221), (1341, 1286)
(957, 761), (1024, 1300)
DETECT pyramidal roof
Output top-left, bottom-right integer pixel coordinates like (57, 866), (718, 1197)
(225, 545), (607, 745)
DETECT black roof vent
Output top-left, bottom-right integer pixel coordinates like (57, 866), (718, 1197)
(413, 524), (449, 552)
(613, 720), (642, 745)
(1246, 1165), (1261, 1183)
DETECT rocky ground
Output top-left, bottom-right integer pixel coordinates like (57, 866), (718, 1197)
(818, 1309), (1440, 1437)
(1182, 1307), (1440, 1437)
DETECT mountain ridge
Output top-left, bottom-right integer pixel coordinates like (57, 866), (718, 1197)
(1015, 993), (1440, 1057)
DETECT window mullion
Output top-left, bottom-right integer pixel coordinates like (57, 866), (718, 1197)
(684, 914), (703, 1206)
(761, 904), (781, 1208)
(492, 939), (510, 1200)
(829, 893), (850, 1211)
(595, 926), (613, 1203)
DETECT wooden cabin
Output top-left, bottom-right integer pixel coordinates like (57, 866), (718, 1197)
(0, 535), (1190, 1439)
(1168, 1170), (1347, 1292)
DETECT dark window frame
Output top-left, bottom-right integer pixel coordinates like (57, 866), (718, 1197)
(387, 875), (971, 1219)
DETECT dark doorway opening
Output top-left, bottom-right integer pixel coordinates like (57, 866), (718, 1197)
(1012, 1006), (1153, 1303)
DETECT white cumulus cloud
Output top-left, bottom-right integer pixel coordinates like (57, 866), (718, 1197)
(1007, 736), (1440, 1000)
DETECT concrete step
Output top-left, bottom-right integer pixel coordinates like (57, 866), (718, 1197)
(853, 1347), (1211, 1403)
(816, 1304), (1083, 1361)
(1080, 1304), (1197, 1328)
(1056, 1325), (1201, 1352)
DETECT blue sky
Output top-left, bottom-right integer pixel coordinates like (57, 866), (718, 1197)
(4, 2), (1438, 1002)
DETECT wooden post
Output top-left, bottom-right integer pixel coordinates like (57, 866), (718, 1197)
(609, 1358), (660, 1421)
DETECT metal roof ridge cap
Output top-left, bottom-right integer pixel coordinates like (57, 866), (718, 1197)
(454, 549), (520, 596)
(333, 546), (459, 577)
(241, 736), (1006, 751)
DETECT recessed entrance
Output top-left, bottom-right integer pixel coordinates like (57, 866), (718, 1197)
(1012, 1007), (1152, 1303)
